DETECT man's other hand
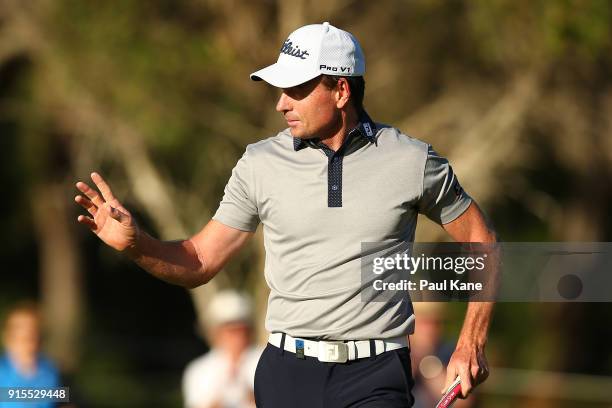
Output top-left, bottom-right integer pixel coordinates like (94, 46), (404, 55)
(75, 172), (138, 251)
(443, 344), (489, 398)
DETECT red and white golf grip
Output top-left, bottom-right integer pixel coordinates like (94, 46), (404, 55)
(435, 377), (462, 408)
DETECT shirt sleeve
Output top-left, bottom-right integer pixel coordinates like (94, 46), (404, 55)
(212, 148), (260, 232)
(417, 145), (472, 225)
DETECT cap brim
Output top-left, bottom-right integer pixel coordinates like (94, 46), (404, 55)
(250, 62), (321, 88)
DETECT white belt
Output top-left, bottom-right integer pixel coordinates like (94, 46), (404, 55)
(268, 332), (408, 363)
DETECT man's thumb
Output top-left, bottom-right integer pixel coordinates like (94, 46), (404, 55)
(106, 203), (126, 223)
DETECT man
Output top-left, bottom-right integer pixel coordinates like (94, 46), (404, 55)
(0, 303), (60, 408)
(75, 22), (496, 407)
(183, 290), (261, 408)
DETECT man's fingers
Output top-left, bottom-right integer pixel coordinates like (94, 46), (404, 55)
(104, 203), (129, 225)
(75, 195), (97, 216)
(458, 367), (473, 398)
(442, 365), (457, 394)
(91, 172), (117, 203)
(471, 364), (486, 383)
(480, 365), (490, 381)
(76, 181), (105, 208)
(478, 355), (490, 383)
(77, 215), (97, 230)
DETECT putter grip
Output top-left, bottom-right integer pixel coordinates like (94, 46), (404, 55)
(435, 377), (462, 408)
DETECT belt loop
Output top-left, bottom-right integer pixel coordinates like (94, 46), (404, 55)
(369, 339), (376, 360)
(279, 333), (286, 356)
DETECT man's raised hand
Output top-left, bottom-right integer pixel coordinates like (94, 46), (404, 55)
(75, 172), (139, 251)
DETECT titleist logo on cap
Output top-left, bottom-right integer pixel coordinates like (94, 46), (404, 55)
(280, 40), (310, 60)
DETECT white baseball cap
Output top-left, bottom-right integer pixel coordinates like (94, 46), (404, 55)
(206, 290), (252, 326)
(250, 22), (365, 88)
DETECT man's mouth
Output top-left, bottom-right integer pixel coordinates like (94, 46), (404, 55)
(286, 119), (300, 127)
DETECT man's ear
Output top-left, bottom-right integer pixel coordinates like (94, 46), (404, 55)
(335, 78), (351, 109)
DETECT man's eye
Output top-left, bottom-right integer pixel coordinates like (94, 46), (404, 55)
(286, 88), (305, 98)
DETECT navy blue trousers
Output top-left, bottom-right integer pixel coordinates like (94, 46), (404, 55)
(254, 342), (414, 407)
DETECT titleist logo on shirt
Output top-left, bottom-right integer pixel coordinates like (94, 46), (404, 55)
(363, 122), (374, 137)
(280, 39), (310, 59)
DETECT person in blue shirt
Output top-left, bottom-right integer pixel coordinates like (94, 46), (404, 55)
(0, 302), (60, 408)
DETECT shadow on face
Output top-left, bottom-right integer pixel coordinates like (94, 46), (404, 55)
(281, 76), (322, 101)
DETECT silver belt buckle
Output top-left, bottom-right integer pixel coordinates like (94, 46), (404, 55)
(318, 341), (348, 363)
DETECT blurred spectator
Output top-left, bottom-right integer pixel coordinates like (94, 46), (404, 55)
(0, 302), (60, 408)
(410, 302), (475, 408)
(183, 291), (261, 408)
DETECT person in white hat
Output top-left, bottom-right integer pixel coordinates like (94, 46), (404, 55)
(75, 22), (496, 408)
(182, 291), (261, 408)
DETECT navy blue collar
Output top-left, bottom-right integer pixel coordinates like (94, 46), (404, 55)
(293, 110), (378, 152)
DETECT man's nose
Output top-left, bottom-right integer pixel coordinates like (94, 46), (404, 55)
(276, 92), (291, 113)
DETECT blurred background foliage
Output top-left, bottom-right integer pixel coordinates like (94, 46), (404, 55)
(0, 0), (611, 406)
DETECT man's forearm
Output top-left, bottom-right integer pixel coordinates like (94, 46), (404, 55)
(457, 241), (499, 349)
(458, 246), (498, 349)
(126, 230), (210, 288)
(456, 301), (494, 350)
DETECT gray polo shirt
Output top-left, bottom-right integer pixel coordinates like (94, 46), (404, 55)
(212, 115), (472, 340)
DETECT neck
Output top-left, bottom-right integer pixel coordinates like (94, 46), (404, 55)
(8, 352), (37, 376)
(318, 108), (360, 151)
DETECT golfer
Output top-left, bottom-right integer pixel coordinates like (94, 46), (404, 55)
(75, 22), (496, 407)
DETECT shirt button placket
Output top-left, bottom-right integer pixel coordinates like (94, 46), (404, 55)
(328, 154), (343, 207)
